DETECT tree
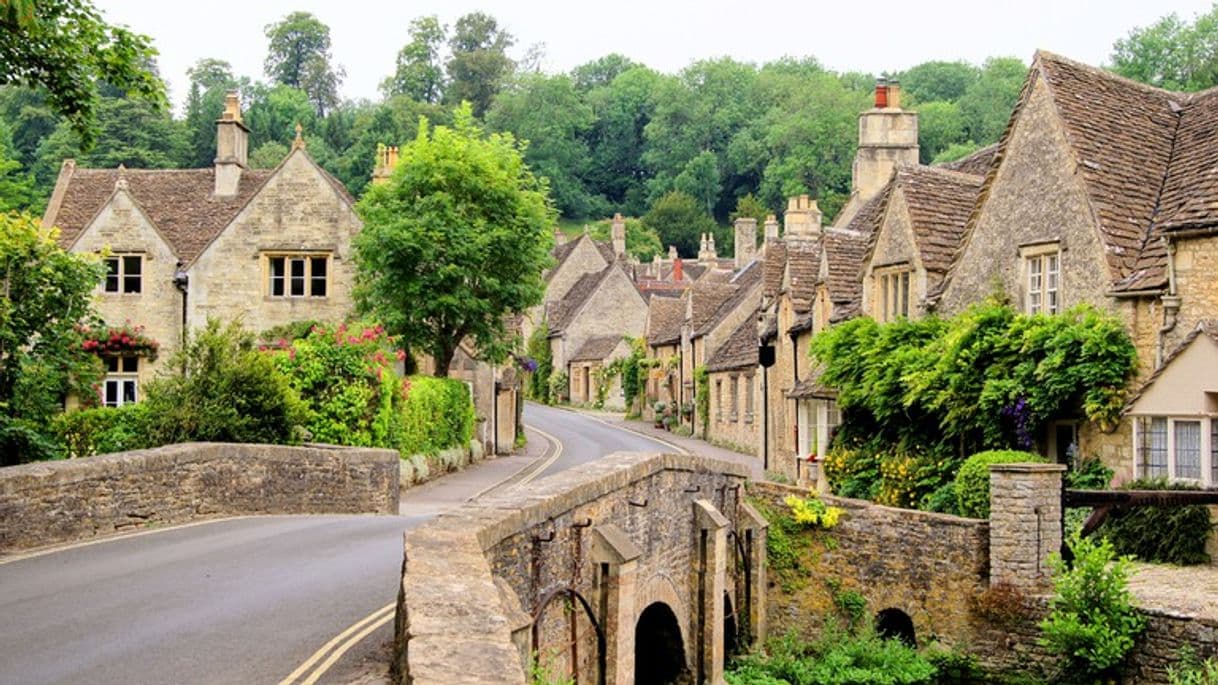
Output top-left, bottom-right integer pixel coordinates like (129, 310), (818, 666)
(916, 100), (969, 164)
(642, 191), (717, 257)
(249, 140), (289, 168)
(673, 150), (721, 215)
(243, 83), (317, 150)
(263, 11), (344, 116)
(0, 213), (105, 463)
(183, 58), (239, 167)
(1111, 6), (1218, 91)
(0, 120), (37, 211)
(583, 66), (663, 215)
(897, 60), (979, 103)
(957, 57), (1026, 146)
(731, 193), (770, 242)
(354, 105), (554, 375)
(587, 216), (662, 261)
(382, 15), (446, 103)
(445, 12), (515, 117)
(0, 0), (165, 148)
(571, 54), (641, 91)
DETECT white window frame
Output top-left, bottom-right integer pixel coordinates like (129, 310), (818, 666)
(1132, 415), (1216, 486)
(103, 355), (139, 407)
(1021, 243), (1061, 315)
(265, 253), (330, 299)
(744, 374), (755, 424)
(103, 254), (143, 294)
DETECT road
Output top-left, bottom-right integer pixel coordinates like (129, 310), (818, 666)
(0, 404), (676, 685)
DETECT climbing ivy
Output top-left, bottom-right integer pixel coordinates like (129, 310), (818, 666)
(694, 365), (709, 435)
(525, 322), (553, 403)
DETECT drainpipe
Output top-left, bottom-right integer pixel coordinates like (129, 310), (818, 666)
(173, 264), (188, 342)
(791, 332), (799, 456)
(492, 366), (499, 456)
(1156, 240), (1180, 368)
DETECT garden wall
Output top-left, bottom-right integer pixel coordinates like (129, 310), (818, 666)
(0, 442), (399, 553)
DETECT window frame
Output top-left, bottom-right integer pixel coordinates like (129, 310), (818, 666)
(102, 355), (139, 407)
(264, 252), (331, 299)
(1133, 415), (1216, 486)
(873, 265), (912, 322)
(102, 254), (143, 294)
(1021, 243), (1061, 315)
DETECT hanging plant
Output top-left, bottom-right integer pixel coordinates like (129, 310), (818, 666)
(78, 322), (160, 360)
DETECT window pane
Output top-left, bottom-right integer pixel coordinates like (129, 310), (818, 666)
(900, 272), (910, 317)
(311, 257), (327, 297)
(105, 381), (118, 407)
(105, 258), (120, 292)
(1175, 421), (1202, 480)
(123, 255), (141, 276)
(289, 258), (305, 296)
(123, 275), (141, 293)
(1211, 420), (1218, 485)
(122, 380), (137, 404)
(122, 356), (138, 373)
(1141, 417), (1168, 478)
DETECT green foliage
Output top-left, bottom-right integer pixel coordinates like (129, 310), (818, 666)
(1065, 457), (1113, 491)
(263, 11), (343, 115)
(525, 323), (554, 403)
(1100, 479), (1214, 566)
(957, 57), (1026, 146)
(898, 61), (980, 103)
(914, 101), (969, 164)
(1111, 6), (1218, 91)
(354, 105), (554, 374)
(0, 0), (165, 148)
(249, 141), (289, 169)
(726, 627), (936, 685)
(528, 652), (574, 685)
(139, 319), (305, 447)
(586, 216), (663, 261)
(618, 338), (647, 415)
(1040, 535), (1146, 683)
(399, 375), (475, 456)
(1167, 646), (1218, 685)
(925, 646), (984, 684)
(0, 119), (37, 211)
(50, 403), (151, 457)
(548, 370), (568, 404)
(785, 493), (843, 529)
(382, 16), (446, 103)
(643, 191), (718, 258)
(0, 213), (105, 464)
(694, 365), (710, 435)
(954, 450), (1044, 519)
(444, 12), (515, 117)
(931, 142), (983, 166)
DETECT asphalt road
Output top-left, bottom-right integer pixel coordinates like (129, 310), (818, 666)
(0, 404), (673, 685)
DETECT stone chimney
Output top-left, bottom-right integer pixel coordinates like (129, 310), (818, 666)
(553, 227), (567, 246)
(783, 195), (822, 240)
(673, 257), (684, 282)
(734, 217), (757, 268)
(668, 245), (678, 261)
(372, 144), (400, 186)
(764, 214), (780, 241)
(852, 78), (918, 202)
(214, 91), (249, 197)
(611, 212), (627, 257)
(698, 234), (709, 261)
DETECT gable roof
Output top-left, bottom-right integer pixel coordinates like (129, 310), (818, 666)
(570, 335), (627, 363)
(786, 239), (822, 313)
(706, 311), (760, 372)
(1125, 320), (1218, 410)
(547, 233), (615, 282)
(45, 163), (274, 263)
(890, 165), (984, 274)
(822, 190), (884, 322)
(547, 266), (613, 335)
(689, 280), (738, 336)
(936, 144), (998, 176)
(646, 296), (686, 346)
(694, 259), (764, 338)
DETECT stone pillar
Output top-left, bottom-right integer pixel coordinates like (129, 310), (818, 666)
(988, 463), (1066, 593)
(734, 217), (757, 269)
(591, 524), (641, 685)
(693, 500), (728, 684)
(738, 502), (769, 646)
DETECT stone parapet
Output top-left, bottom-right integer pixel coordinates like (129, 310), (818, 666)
(989, 463), (1066, 594)
(0, 442), (399, 553)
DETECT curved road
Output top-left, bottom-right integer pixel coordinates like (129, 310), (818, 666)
(0, 405), (674, 685)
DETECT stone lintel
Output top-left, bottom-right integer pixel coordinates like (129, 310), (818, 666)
(592, 523), (642, 564)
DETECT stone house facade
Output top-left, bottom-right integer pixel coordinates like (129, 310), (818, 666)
(546, 264), (648, 380)
(567, 335), (631, 410)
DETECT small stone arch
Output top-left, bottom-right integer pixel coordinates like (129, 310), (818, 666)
(635, 572), (690, 650)
(875, 607), (917, 647)
(635, 602), (688, 685)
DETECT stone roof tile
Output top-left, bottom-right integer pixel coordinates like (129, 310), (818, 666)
(706, 312), (760, 372)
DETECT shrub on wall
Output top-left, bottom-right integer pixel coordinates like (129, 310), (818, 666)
(51, 403), (152, 458)
(953, 450), (1044, 519)
(525, 323), (553, 403)
(399, 375), (475, 456)
(1099, 479), (1213, 565)
(694, 365), (709, 435)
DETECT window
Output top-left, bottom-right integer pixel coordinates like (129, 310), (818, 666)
(744, 374), (755, 424)
(267, 255), (329, 298)
(876, 269), (911, 322)
(103, 356), (139, 407)
(729, 374), (739, 422)
(1024, 249), (1060, 315)
(1212, 421), (1218, 485)
(103, 255), (142, 293)
(1175, 421), (1202, 480)
(1137, 417), (1168, 478)
(715, 379), (723, 422)
(1136, 416), (1216, 483)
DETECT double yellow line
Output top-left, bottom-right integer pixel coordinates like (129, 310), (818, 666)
(278, 602), (395, 685)
(507, 424), (564, 490)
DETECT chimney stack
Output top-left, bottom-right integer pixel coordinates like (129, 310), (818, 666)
(764, 214), (780, 241)
(372, 144), (400, 186)
(611, 212), (627, 257)
(673, 257), (684, 282)
(553, 226), (567, 246)
(852, 78), (918, 202)
(668, 245), (678, 261)
(214, 90), (249, 197)
(783, 194), (822, 240)
(734, 217), (757, 268)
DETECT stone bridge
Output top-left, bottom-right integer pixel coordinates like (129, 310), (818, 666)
(393, 452), (766, 684)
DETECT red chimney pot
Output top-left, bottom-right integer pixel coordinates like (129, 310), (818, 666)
(673, 257), (684, 282)
(874, 84), (889, 108)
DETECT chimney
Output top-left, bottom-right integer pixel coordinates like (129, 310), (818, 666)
(372, 144), (400, 186)
(734, 217), (758, 268)
(553, 227), (567, 246)
(611, 212), (626, 257)
(852, 78), (918, 202)
(673, 257), (684, 282)
(707, 233), (716, 258)
(214, 90), (249, 197)
(698, 233), (708, 261)
(764, 214), (780, 240)
(668, 245), (678, 261)
(783, 194), (822, 240)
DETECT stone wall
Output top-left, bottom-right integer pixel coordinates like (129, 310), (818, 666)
(0, 442), (399, 553)
(708, 369), (760, 453)
(748, 481), (990, 649)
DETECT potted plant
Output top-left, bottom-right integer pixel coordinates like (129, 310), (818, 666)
(652, 401), (667, 428)
(662, 414), (675, 431)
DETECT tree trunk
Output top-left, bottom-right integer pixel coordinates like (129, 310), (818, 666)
(432, 342), (456, 378)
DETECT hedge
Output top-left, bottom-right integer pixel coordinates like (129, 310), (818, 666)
(954, 449), (1044, 518)
(1100, 479), (1213, 565)
(400, 375), (475, 456)
(51, 403), (152, 458)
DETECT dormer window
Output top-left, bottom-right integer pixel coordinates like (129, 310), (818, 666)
(1021, 243), (1061, 315)
(103, 255), (142, 294)
(875, 267), (911, 322)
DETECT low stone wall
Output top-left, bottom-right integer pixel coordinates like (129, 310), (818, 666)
(0, 442), (399, 553)
(748, 481), (991, 649)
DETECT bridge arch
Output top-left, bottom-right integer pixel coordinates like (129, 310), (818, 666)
(875, 607), (917, 647)
(635, 602), (688, 685)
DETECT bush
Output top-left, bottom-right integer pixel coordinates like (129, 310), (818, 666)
(1100, 478), (1213, 565)
(1065, 457), (1113, 490)
(548, 370), (568, 404)
(726, 627), (936, 685)
(140, 319), (305, 445)
(954, 450), (1044, 518)
(51, 404), (151, 457)
(1168, 647), (1218, 685)
(1040, 535), (1146, 683)
(399, 375), (475, 455)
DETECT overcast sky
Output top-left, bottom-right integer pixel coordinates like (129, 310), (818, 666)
(96, 0), (1217, 110)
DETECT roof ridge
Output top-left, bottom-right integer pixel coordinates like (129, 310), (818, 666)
(1034, 49), (1187, 101)
(898, 163), (985, 185)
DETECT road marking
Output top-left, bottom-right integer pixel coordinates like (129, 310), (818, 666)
(507, 424), (564, 490)
(464, 427), (556, 502)
(299, 609), (396, 685)
(0, 516), (248, 566)
(565, 409), (691, 455)
(278, 602), (394, 685)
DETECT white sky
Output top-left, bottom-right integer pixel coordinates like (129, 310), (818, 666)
(95, 0), (1217, 110)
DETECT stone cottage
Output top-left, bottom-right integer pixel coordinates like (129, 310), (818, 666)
(546, 263), (648, 391)
(566, 335), (632, 410)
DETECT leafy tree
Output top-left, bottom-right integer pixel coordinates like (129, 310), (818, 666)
(583, 66), (663, 215)
(731, 193), (770, 242)
(957, 57), (1026, 146)
(0, 87), (59, 167)
(183, 58), (239, 167)
(0, 0), (165, 148)
(571, 53), (641, 91)
(263, 11), (344, 116)
(0, 213), (105, 464)
(382, 15), (446, 103)
(674, 150), (720, 215)
(486, 73), (598, 218)
(0, 120), (38, 211)
(932, 141), (983, 165)
(587, 215), (663, 261)
(354, 105), (554, 375)
(916, 100), (969, 164)
(1111, 6), (1218, 91)
(249, 140), (289, 168)
(642, 191), (717, 257)
(244, 83), (317, 150)
(897, 60), (979, 103)
(445, 12), (515, 117)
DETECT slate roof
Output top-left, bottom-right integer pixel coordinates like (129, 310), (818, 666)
(762, 240), (788, 299)
(694, 260), (763, 338)
(689, 280), (739, 337)
(786, 239), (822, 313)
(936, 144), (998, 176)
(646, 296), (686, 346)
(547, 234), (615, 282)
(892, 165), (984, 273)
(570, 335), (626, 362)
(706, 312), (760, 372)
(786, 363), (837, 399)
(822, 190), (885, 321)
(547, 266), (617, 336)
(47, 163), (275, 263)
(1125, 320), (1218, 410)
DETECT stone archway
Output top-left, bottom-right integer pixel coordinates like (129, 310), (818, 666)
(635, 602), (688, 685)
(875, 608), (916, 647)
